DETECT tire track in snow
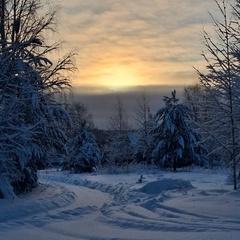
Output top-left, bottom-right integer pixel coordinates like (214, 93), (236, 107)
(39, 171), (240, 233)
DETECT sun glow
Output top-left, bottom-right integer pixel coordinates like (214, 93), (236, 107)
(98, 65), (144, 90)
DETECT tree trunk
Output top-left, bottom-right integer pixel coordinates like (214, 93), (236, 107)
(0, 0), (5, 49)
(173, 157), (177, 172)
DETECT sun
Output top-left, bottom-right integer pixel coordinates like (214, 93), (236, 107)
(98, 64), (143, 90)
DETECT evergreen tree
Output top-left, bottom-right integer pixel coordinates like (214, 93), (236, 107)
(67, 122), (100, 173)
(150, 90), (205, 171)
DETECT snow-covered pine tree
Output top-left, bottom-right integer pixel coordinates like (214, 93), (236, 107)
(0, 0), (74, 198)
(150, 90), (206, 171)
(67, 122), (100, 173)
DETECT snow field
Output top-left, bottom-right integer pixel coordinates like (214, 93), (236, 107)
(0, 167), (240, 240)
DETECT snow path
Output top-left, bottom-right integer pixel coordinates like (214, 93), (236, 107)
(0, 169), (240, 240)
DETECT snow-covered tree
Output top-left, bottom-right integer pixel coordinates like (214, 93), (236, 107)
(64, 97), (94, 139)
(104, 97), (133, 170)
(183, 84), (204, 123)
(108, 96), (129, 132)
(66, 122), (100, 173)
(183, 84), (220, 167)
(195, 0), (240, 189)
(133, 92), (153, 163)
(0, 0), (74, 198)
(150, 90), (205, 171)
(104, 132), (133, 171)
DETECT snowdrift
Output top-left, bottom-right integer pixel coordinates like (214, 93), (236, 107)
(0, 182), (76, 223)
(140, 178), (194, 194)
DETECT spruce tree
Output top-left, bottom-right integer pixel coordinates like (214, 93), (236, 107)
(150, 90), (205, 171)
(67, 122), (100, 173)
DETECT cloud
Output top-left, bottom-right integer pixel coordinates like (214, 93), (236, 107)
(71, 84), (185, 129)
(51, 0), (228, 127)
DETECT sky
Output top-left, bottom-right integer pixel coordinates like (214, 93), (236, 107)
(51, 0), (223, 128)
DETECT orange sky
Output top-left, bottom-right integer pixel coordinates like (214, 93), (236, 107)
(50, 0), (223, 94)
(47, 0), (237, 128)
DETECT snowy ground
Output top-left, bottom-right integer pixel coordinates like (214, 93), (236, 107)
(0, 166), (240, 240)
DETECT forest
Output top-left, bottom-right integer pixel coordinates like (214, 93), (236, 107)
(0, 0), (240, 200)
